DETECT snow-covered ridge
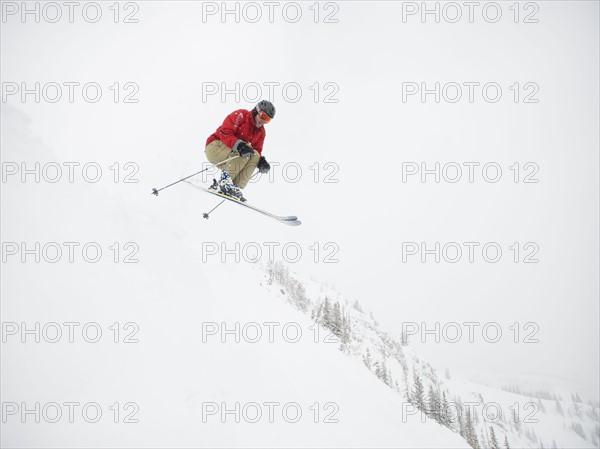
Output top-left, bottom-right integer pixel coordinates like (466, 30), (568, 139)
(262, 261), (600, 449)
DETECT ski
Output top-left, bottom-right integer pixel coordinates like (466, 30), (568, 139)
(185, 180), (301, 226)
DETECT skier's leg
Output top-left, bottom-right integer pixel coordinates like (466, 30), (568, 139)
(205, 140), (234, 168)
(205, 140), (249, 182)
(233, 150), (261, 189)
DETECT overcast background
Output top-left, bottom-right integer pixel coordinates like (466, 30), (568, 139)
(2, 0), (598, 409)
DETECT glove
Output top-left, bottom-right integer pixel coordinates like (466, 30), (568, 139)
(257, 156), (270, 174)
(237, 142), (254, 158)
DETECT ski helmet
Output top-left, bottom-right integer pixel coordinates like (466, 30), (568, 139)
(254, 100), (276, 119)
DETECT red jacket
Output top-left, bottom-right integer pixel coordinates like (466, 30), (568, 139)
(206, 109), (266, 155)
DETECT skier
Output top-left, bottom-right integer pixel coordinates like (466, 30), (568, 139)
(205, 100), (274, 202)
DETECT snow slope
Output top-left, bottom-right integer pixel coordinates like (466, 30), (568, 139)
(260, 262), (600, 449)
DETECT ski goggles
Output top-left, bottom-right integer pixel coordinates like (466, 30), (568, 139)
(258, 110), (272, 123)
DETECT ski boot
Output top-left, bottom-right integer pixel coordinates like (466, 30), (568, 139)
(217, 169), (247, 202)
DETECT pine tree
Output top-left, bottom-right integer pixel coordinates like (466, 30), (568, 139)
(341, 313), (351, 346)
(411, 372), (426, 412)
(480, 429), (488, 449)
(345, 311), (352, 336)
(332, 301), (342, 336)
(340, 314), (346, 348)
(454, 396), (465, 436)
(593, 423), (600, 447)
(379, 356), (390, 386)
(503, 435), (510, 449)
(291, 280), (308, 311)
(339, 313), (348, 350)
(489, 427), (499, 449)
(322, 297), (332, 330)
(311, 302), (322, 322)
(537, 398), (546, 413)
(511, 408), (521, 433)
(363, 349), (372, 370)
(403, 381), (411, 403)
(427, 384), (441, 421)
(379, 360), (386, 384)
(463, 408), (480, 449)
(571, 421), (585, 439)
(440, 391), (452, 428)
(456, 411), (465, 438)
(426, 383), (435, 418)
(525, 426), (538, 444)
(401, 328), (409, 345)
(555, 399), (564, 416)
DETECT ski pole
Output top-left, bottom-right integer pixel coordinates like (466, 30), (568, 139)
(202, 199), (226, 219)
(151, 155), (240, 196)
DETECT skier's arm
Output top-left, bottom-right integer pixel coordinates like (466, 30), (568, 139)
(216, 110), (246, 152)
(257, 156), (270, 174)
(253, 132), (265, 155)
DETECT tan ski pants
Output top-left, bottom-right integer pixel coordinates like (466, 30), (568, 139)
(205, 140), (260, 189)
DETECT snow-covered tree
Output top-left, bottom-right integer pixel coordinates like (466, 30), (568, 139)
(489, 427), (499, 449)
(555, 400), (564, 416)
(411, 372), (426, 412)
(510, 407), (521, 433)
(375, 355), (391, 387)
(289, 278), (308, 311)
(352, 299), (363, 312)
(593, 423), (600, 446)
(440, 391), (452, 428)
(332, 301), (342, 336)
(363, 348), (372, 370)
(463, 408), (480, 449)
(571, 421), (586, 439)
(426, 383), (441, 421)
(529, 426), (539, 444)
(479, 429), (487, 449)
(311, 302), (322, 322)
(341, 312), (351, 346)
(537, 398), (546, 413)
(322, 297), (332, 330)
(373, 360), (380, 376)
